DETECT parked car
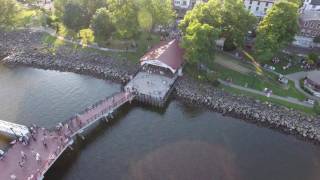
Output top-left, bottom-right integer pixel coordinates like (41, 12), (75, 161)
(305, 98), (315, 105)
(263, 64), (276, 71)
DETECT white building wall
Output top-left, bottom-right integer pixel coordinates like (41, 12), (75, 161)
(174, 0), (191, 9)
(243, 0), (275, 17)
(302, 0), (320, 11)
(293, 35), (320, 48)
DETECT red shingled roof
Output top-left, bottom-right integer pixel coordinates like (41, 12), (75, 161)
(140, 39), (184, 72)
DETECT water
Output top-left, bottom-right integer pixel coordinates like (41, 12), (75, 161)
(0, 64), (320, 180)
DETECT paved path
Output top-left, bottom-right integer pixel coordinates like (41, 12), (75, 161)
(28, 27), (136, 53)
(286, 71), (320, 101)
(0, 91), (134, 180)
(219, 79), (314, 108)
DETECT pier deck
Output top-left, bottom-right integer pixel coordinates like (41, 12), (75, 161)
(0, 91), (134, 180)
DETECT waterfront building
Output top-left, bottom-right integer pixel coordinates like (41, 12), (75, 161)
(301, 0), (320, 12)
(243, 0), (277, 18)
(125, 39), (184, 106)
(293, 10), (320, 48)
(304, 71), (320, 97)
(140, 39), (184, 75)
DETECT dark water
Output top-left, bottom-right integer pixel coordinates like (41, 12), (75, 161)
(1, 65), (320, 180)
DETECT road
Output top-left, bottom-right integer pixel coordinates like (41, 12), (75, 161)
(286, 71), (320, 101)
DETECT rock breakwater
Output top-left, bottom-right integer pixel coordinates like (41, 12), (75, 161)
(1, 29), (320, 144)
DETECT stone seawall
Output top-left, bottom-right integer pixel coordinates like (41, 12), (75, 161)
(1, 29), (320, 144)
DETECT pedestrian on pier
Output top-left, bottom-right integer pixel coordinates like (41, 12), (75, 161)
(21, 151), (26, 160)
(36, 153), (41, 162)
(18, 160), (24, 168)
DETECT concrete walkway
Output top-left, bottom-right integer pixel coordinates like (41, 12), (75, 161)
(0, 92), (134, 180)
(219, 79), (314, 108)
(28, 27), (136, 53)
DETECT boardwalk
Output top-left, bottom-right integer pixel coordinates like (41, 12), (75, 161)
(0, 91), (134, 180)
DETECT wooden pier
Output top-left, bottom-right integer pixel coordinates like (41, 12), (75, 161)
(0, 91), (134, 180)
(0, 39), (184, 180)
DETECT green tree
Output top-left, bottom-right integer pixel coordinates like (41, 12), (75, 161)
(137, 9), (153, 33)
(90, 8), (114, 40)
(308, 53), (318, 65)
(179, 0), (256, 48)
(181, 21), (220, 66)
(254, 1), (299, 62)
(107, 0), (139, 39)
(54, 0), (104, 26)
(62, 2), (90, 32)
(0, 0), (19, 27)
(81, 0), (106, 17)
(139, 0), (176, 30)
(79, 28), (95, 47)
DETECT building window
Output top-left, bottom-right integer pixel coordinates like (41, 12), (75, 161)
(183, 1), (187, 5)
(257, 1), (260, 5)
(310, 22), (315, 28)
(256, 7), (259, 11)
(264, 8), (267, 12)
(250, 0), (252, 4)
(266, 2), (269, 6)
(248, 5), (251, 9)
(304, 21), (309, 27)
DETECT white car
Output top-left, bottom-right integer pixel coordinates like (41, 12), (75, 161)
(305, 99), (315, 105)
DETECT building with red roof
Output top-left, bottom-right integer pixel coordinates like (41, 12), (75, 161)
(140, 39), (184, 74)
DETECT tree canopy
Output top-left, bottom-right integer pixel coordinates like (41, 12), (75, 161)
(181, 21), (220, 65)
(79, 28), (95, 47)
(61, 2), (90, 32)
(107, 0), (139, 39)
(179, 0), (256, 48)
(254, 1), (299, 62)
(0, 0), (19, 27)
(90, 8), (114, 39)
(138, 0), (176, 29)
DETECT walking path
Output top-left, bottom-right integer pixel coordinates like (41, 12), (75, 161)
(28, 27), (136, 53)
(286, 71), (320, 101)
(219, 79), (314, 108)
(0, 91), (134, 180)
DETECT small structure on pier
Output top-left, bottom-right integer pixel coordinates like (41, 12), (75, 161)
(0, 120), (29, 138)
(125, 39), (184, 107)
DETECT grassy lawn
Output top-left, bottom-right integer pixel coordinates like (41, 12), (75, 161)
(40, 31), (161, 64)
(264, 52), (304, 75)
(211, 63), (307, 100)
(185, 52), (307, 101)
(14, 5), (43, 27)
(220, 85), (316, 115)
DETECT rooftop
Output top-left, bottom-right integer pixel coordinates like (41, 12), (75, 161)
(300, 10), (320, 21)
(140, 40), (184, 73)
(307, 71), (320, 85)
(311, 0), (320, 5)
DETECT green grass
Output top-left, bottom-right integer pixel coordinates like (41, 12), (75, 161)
(14, 6), (43, 27)
(220, 85), (316, 115)
(211, 63), (307, 100)
(185, 51), (307, 101)
(264, 52), (304, 75)
(39, 31), (161, 65)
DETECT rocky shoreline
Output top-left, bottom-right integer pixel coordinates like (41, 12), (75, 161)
(1, 29), (320, 144)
